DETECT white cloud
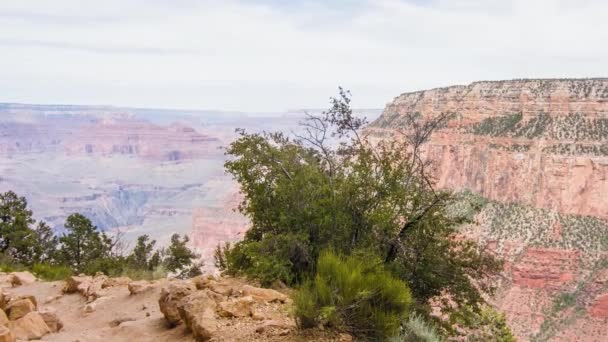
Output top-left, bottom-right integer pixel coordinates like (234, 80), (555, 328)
(0, 0), (606, 111)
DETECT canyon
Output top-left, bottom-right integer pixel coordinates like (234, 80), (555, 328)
(368, 79), (608, 341)
(2, 79), (607, 340)
(0, 103), (303, 254)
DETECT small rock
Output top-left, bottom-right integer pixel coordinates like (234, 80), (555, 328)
(251, 312), (265, 321)
(9, 312), (50, 340)
(339, 333), (354, 342)
(83, 303), (96, 314)
(39, 308), (63, 332)
(0, 309), (8, 327)
(109, 317), (136, 328)
(242, 285), (288, 303)
(0, 325), (15, 342)
(128, 281), (154, 295)
(6, 298), (36, 321)
(63, 275), (92, 295)
(8, 272), (36, 287)
(102, 277), (132, 289)
(217, 296), (254, 318)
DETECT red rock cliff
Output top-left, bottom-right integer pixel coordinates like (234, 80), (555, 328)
(369, 79), (608, 219)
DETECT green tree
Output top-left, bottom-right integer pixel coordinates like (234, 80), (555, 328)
(0, 191), (46, 264)
(32, 221), (58, 264)
(58, 213), (112, 273)
(164, 234), (201, 278)
(127, 234), (156, 270)
(223, 88), (503, 335)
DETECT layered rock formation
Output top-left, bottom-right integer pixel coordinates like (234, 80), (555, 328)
(368, 79), (608, 341)
(369, 79), (608, 219)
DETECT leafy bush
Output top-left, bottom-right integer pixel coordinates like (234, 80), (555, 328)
(224, 234), (309, 286)
(31, 263), (72, 281)
(293, 251), (413, 339)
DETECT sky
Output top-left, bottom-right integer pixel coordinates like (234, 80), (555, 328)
(1, 0), (607, 112)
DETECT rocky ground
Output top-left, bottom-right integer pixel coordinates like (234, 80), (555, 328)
(0, 271), (352, 342)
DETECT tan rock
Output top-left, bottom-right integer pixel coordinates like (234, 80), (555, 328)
(83, 302), (96, 314)
(216, 296), (254, 318)
(191, 275), (215, 290)
(207, 281), (237, 297)
(63, 275), (92, 294)
(86, 274), (109, 300)
(339, 333), (354, 342)
(109, 316), (136, 328)
(0, 326), (15, 342)
(242, 285), (288, 303)
(0, 309), (8, 327)
(158, 280), (196, 326)
(6, 299), (35, 321)
(101, 276), (132, 288)
(8, 272), (36, 287)
(9, 312), (50, 340)
(11, 296), (37, 310)
(178, 291), (217, 341)
(0, 289), (7, 310)
(39, 308), (63, 332)
(127, 281), (154, 295)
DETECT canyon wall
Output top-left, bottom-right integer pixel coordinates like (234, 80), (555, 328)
(368, 79), (608, 341)
(369, 79), (608, 219)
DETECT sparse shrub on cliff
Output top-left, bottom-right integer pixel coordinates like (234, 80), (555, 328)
(293, 251), (413, 339)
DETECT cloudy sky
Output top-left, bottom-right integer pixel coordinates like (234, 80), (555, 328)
(1, 0), (607, 112)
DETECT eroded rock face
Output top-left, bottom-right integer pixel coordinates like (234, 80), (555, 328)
(158, 280), (196, 326)
(178, 291), (217, 341)
(369, 79), (608, 219)
(158, 277), (295, 341)
(370, 79), (608, 341)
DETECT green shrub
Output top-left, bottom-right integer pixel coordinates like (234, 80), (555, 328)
(118, 265), (168, 281)
(389, 315), (443, 342)
(293, 251), (413, 339)
(31, 263), (72, 281)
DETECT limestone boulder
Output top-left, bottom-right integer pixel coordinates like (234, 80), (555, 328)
(0, 289), (7, 310)
(8, 272), (36, 287)
(0, 326), (14, 342)
(217, 296), (254, 318)
(128, 281), (154, 295)
(102, 276), (132, 288)
(9, 312), (50, 341)
(63, 275), (92, 295)
(39, 308), (63, 332)
(242, 285), (288, 303)
(178, 291), (217, 341)
(0, 309), (8, 327)
(158, 280), (196, 326)
(6, 298), (36, 321)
